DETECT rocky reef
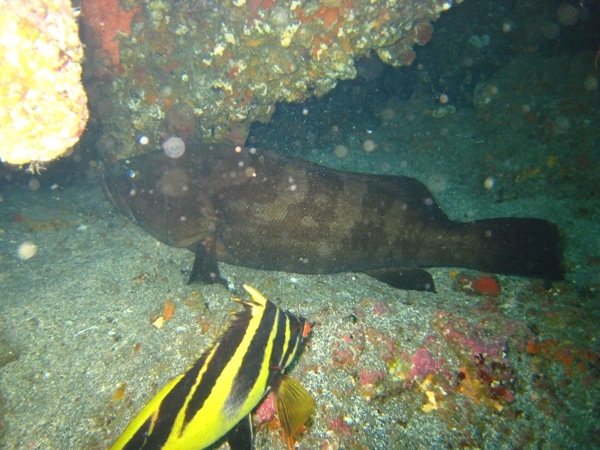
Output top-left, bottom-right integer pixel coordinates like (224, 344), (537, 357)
(80, 0), (457, 160)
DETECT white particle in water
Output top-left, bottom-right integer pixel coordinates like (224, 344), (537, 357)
(162, 136), (185, 158)
(28, 178), (40, 191)
(363, 139), (377, 153)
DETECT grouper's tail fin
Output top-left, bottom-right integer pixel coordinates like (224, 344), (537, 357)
(453, 218), (564, 280)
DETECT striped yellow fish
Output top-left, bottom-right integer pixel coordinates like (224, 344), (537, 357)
(110, 285), (314, 450)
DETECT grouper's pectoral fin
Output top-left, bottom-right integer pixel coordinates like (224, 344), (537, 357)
(188, 239), (228, 286)
(226, 415), (253, 450)
(363, 267), (436, 292)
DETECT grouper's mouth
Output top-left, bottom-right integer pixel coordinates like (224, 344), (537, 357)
(100, 169), (138, 224)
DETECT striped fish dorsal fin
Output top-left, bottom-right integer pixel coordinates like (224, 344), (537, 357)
(242, 284), (268, 308)
(225, 284), (268, 331)
(219, 285), (269, 343)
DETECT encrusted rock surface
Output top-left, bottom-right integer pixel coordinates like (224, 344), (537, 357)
(80, 0), (456, 160)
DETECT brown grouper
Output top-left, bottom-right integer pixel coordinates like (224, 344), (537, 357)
(102, 144), (564, 291)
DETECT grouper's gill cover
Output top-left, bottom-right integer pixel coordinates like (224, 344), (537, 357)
(109, 285), (313, 450)
(101, 144), (564, 291)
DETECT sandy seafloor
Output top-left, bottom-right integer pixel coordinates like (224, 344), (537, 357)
(2, 20), (600, 450)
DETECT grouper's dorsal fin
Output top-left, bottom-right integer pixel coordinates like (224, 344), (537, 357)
(363, 174), (450, 224)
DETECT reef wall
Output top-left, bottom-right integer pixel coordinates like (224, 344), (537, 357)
(81, 0), (456, 160)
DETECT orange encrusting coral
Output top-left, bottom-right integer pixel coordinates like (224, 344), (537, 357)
(81, 0), (140, 66)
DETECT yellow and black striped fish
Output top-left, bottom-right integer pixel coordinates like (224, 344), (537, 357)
(110, 285), (314, 450)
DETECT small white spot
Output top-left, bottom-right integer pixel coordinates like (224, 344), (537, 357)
(17, 242), (37, 260)
(139, 136), (149, 145)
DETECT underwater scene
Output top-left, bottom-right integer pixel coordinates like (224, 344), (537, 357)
(0, 0), (599, 448)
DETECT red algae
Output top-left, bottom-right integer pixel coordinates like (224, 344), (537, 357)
(246, 0), (275, 25)
(359, 369), (386, 386)
(331, 347), (357, 365)
(255, 391), (277, 426)
(326, 417), (352, 438)
(455, 273), (501, 297)
(407, 348), (441, 381)
(81, 0), (140, 66)
(471, 276), (501, 297)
